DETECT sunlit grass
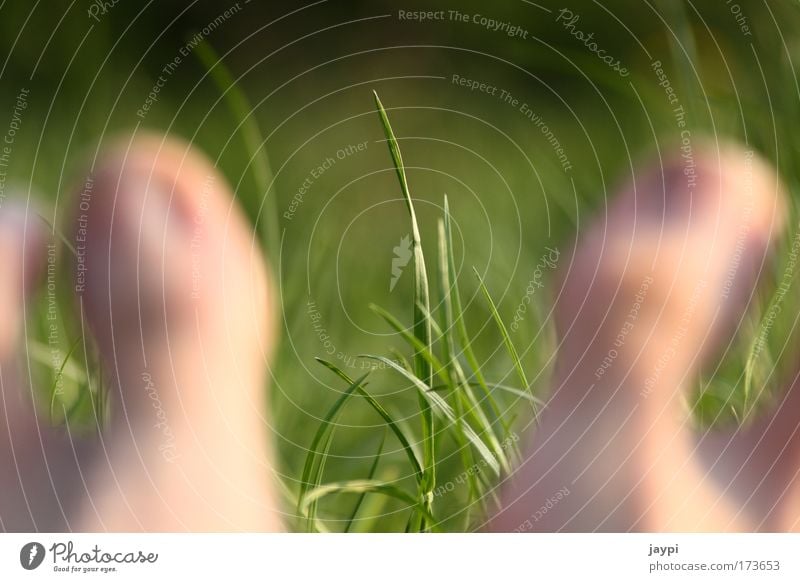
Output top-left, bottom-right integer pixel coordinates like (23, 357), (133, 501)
(20, 0), (800, 532)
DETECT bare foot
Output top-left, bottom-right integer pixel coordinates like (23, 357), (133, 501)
(75, 134), (281, 531)
(0, 135), (282, 532)
(492, 142), (788, 532)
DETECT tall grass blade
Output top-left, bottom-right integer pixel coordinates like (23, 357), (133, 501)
(373, 91), (436, 525)
(657, 0), (701, 125)
(436, 218), (481, 512)
(443, 198), (508, 436)
(437, 217), (509, 476)
(194, 39), (280, 263)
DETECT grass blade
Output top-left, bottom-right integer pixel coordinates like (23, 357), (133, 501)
(656, 0), (701, 125)
(369, 303), (448, 383)
(473, 267), (536, 420)
(194, 38), (280, 263)
(316, 358), (423, 481)
(363, 354), (500, 476)
(437, 217), (510, 475)
(372, 91), (432, 381)
(306, 422), (338, 531)
(301, 480), (437, 528)
(443, 198), (508, 436)
(297, 372), (370, 530)
(373, 91), (436, 525)
(436, 217), (481, 513)
(49, 336), (83, 421)
(343, 430), (386, 533)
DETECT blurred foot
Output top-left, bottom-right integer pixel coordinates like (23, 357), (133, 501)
(74, 134), (281, 531)
(493, 142), (787, 532)
(0, 136), (281, 532)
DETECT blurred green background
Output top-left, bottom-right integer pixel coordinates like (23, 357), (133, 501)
(3, 0), (800, 531)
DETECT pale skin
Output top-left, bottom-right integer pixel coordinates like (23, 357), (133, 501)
(0, 134), (797, 532)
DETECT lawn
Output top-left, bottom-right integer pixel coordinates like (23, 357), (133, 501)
(3, 0), (799, 531)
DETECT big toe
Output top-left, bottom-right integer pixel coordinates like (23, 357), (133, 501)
(554, 142), (785, 396)
(73, 134), (279, 531)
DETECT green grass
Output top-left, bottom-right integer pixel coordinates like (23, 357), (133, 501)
(13, 0), (800, 532)
(293, 96), (536, 532)
(27, 229), (106, 432)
